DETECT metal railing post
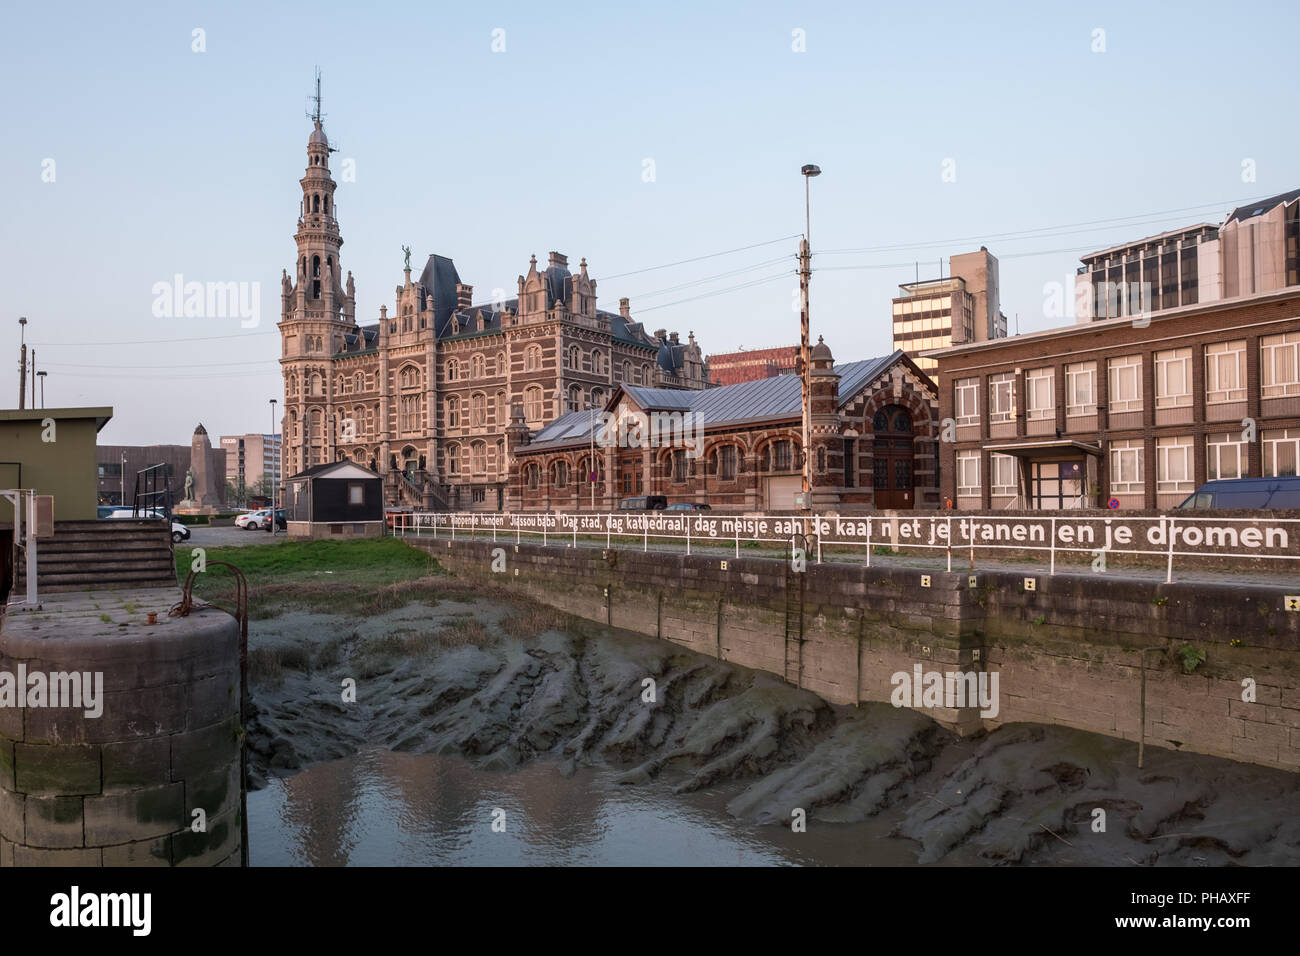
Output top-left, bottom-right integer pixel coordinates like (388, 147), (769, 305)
(1050, 516), (1057, 575)
(1166, 517), (1175, 584)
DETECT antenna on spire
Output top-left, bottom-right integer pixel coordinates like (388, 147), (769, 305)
(306, 67), (324, 125)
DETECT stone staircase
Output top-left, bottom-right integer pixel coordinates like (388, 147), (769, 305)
(13, 519), (177, 595)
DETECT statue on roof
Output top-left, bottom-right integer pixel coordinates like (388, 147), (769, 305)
(402, 245), (412, 270)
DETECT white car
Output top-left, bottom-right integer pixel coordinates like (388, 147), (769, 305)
(235, 509), (267, 529)
(103, 507), (190, 543)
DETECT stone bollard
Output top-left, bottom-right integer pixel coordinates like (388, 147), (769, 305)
(0, 593), (242, 866)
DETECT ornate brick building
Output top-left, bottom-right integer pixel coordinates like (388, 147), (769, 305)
(508, 341), (940, 512)
(277, 117), (708, 511)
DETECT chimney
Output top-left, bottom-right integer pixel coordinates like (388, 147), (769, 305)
(654, 329), (668, 342)
(618, 297), (631, 318)
(456, 283), (473, 311)
(548, 251), (568, 269)
(669, 332), (679, 344)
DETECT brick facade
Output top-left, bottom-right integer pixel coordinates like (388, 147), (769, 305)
(934, 288), (1300, 510)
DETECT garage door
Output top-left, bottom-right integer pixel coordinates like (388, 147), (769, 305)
(765, 476), (801, 511)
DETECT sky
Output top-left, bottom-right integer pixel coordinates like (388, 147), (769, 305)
(2, 0), (1297, 445)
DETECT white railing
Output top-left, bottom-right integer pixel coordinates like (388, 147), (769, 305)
(393, 511), (1300, 584)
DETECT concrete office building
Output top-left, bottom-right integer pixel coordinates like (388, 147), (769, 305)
(892, 247), (1007, 380)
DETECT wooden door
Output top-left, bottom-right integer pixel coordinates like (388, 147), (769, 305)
(872, 406), (915, 509)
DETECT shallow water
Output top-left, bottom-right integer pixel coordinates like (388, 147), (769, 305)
(247, 747), (929, 866)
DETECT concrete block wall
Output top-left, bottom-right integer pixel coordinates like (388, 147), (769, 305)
(0, 603), (243, 866)
(419, 537), (1300, 772)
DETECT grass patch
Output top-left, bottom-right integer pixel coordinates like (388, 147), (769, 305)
(499, 605), (576, 639)
(248, 647), (284, 684)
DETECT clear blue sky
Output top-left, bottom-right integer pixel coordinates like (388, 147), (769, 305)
(2, 0), (1297, 444)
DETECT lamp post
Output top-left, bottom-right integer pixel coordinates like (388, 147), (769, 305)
(120, 452), (127, 508)
(36, 370), (46, 408)
(17, 317), (27, 410)
(269, 399), (278, 536)
(799, 164), (820, 512)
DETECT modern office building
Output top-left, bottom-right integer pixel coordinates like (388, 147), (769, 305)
(892, 247), (1007, 379)
(1074, 187), (1300, 321)
(219, 433), (282, 499)
(931, 287), (1300, 511)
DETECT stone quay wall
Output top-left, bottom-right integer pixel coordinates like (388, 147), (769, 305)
(417, 538), (1300, 773)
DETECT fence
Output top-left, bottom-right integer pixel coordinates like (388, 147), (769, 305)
(393, 511), (1300, 584)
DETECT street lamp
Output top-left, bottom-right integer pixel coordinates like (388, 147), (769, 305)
(799, 164), (821, 512)
(269, 398), (278, 536)
(120, 452), (127, 508)
(36, 370), (46, 408)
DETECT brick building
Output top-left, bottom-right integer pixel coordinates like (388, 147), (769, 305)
(706, 345), (798, 386)
(278, 115), (708, 513)
(96, 441), (225, 508)
(508, 341), (939, 512)
(932, 288), (1300, 510)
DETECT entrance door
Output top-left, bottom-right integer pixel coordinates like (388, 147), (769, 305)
(872, 406), (915, 509)
(1031, 460), (1083, 509)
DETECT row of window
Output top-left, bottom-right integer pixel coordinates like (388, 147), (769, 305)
(952, 334), (1299, 424)
(954, 429), (1300, 496)
(445, 440), (507, 477)
(519, 442), (793, 491)
(442, 347), (656, 381)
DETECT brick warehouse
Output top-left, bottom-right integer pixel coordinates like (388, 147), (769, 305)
(932, 288), (1300, 510)
(506, 340), (940, 512)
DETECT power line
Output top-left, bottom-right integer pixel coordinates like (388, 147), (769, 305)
(31, 329), (279, 348)
(629, 255), (793, 300)
(636, 270), (795, 313)
(600, 235), (801, 281)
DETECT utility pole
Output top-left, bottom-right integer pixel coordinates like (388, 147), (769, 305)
(270, 399), (278, 536)
(799, 165), (821, 512)
(17, 317), (27, 410)
(30, 348), (36, 408)
(37, 370), (46, 408)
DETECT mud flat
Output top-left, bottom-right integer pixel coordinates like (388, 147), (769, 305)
(242, 581), (1300, 866)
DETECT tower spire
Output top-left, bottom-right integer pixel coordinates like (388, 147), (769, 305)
(307, 67), (324, 126)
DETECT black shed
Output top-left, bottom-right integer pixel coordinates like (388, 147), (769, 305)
(283, 461), (383, 534)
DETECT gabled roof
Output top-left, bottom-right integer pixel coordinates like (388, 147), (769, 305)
(287, 460), (380, 481)
(527, 352), (916, 448)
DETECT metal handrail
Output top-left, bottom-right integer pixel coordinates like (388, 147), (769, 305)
(133, 463), (173, 521)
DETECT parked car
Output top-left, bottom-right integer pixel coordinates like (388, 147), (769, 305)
(238, 509), (270, 529)
(664, 502), (711, 512)
(100, 506), (189, 542)
(245, 508), (286, 530)
(170, 521), (190, 543)
(1176, 476), (1300, 510)
(618, 495), (668, 512)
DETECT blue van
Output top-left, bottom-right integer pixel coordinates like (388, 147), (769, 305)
(1176, 476), (1300, 509)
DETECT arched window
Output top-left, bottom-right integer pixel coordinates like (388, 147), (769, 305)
(526, 345), (542, 371)
(446, 444), (459, 475)
(312, 195), (320, 213)
(524, 386), (543, 422)
(472, 441), (486, 474)
(589, 387), (604, 409)
(496, 439), (505, 473)
(311, 256), (321, 299)
(622, 360), (631, 382)
(553, 460), (569, 488)
(446, 359), (458, 382)
(712, 444), (738, 481)
(354, 372), (362, 393)
(569, 346), (580, 369)
(323, 195), (329, 215)
(470, 392), (486, 426)
(568, 384), (583, 412)
(524, 462), (540, 490)
(497, 352), (506, 375)
(400, 365), (420, 389)
(768, 439), (794, 471)
(471, 354), (485, 378)
(447, 397), (459, 428)
(310, 374), (322, 397)
(591, 350), (604, 375)
(642, 364), (652, 385)
(632, 365), (642, 386)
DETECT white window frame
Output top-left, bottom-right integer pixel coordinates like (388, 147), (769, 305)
(1065, 362), (1096, 417)
(956, 452), (980, 496)
(1109, 440), (1144, 494)
(989, 373), (1015, 424)
(1206, 433), (1245, 481)
(1155, 436), (1194, 494)
(1108, 356), (1143, 413)
(990, 453), (1017, 497)
(1026, 368), (1054, 421)
(1154, 348), (1192, 409)
(1264, 429), (1300, 477)
(1261, 333), (1300, 398)
(1204, 341), (1246, 405)
(954, 378), (979, 426)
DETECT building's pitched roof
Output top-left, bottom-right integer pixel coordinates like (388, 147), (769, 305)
(1225, 188), (1300, 225)
(527, 353), (908, 447)
(286, 460), (380, 481)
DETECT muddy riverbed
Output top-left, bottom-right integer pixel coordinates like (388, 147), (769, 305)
(242, 588), (1300, 866)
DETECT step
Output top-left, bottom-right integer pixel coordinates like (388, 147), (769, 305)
(26, 557), (175, 574)
(19, 570), (178, 589)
